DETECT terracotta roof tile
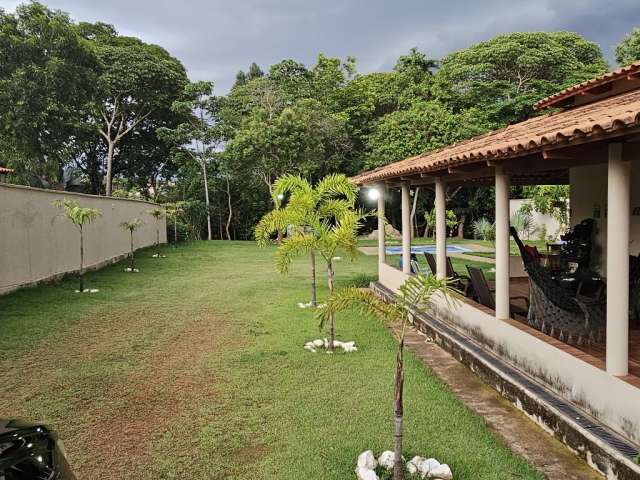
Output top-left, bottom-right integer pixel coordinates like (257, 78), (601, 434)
(354, 88), (640, 185)
(533, 61), (640, 111)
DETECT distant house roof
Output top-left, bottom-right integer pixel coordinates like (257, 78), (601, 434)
(0, 167), (14, 174)
(354, 67), (640, 185)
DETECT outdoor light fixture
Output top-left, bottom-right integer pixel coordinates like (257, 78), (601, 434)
(367, 188), (380, 201)
(277, 193), (284, 201)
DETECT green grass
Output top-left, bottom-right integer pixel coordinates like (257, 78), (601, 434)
(0, 241), (541, 479)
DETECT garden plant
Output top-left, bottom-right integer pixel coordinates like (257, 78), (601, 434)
(54, 199), (102, 292)
(320, 273), (453, 479)
(255, 173), (367, 349)
(148, 208), (166, 257)
(121, 218), (145, 271)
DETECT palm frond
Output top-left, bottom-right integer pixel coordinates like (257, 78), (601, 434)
(147, 208), (165, 219)
(54, 199), (102, 227)
(254, 209), (291, 246)
(275, 233), (318, 275)
(120, 218), (144, 232)
(315, 173), (356, 203)
(317, 286), (401, 330)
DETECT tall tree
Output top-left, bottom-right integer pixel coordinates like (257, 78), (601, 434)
(435, 31), (608, 125)
(0, 2), (98, 187)
(158, 81), (221, 240)
(615, 28), (640, 66)
(82, 29), (188, 196)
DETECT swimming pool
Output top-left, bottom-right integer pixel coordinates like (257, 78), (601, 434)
(385, 245), (472, 255)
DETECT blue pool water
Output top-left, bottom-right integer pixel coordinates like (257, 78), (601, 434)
(385, 245), (472, 255)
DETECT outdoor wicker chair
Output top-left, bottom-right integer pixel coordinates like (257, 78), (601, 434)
(511, 227), (605, 345)
(466, 266), (529, 318)
(424, 252), (474, 297)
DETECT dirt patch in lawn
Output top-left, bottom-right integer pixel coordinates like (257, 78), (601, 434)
(69, 313), (238, 479)
(0, 305), (250, 479)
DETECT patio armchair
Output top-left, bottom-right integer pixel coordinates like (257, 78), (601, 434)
(466, 266), (529, 319)
(424, 252), (474, 297)
(511, 227), (606, 345)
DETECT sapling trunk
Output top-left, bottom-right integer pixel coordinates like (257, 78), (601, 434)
(130, 231), (135, 270)
(394, 337), (405, 480)
(79, 226), (84, 292)
(310, 251), (317, 307)
(327, 261), (335, 350)
(156, 226), (160, 257)
(174, 216), (178, 244)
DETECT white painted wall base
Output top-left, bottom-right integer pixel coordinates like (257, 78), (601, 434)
(377, 263), (640, 446)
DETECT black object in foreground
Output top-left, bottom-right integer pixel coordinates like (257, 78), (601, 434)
(0, 419), (75, 480)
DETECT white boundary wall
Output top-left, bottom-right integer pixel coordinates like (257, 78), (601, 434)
(0, 184), (166, 294)
(378, 262), (640, 445)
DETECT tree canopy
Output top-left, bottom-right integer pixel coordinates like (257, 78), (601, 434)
(615, 28), (640, 66)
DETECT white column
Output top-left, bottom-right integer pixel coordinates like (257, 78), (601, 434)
(435, 178), (447, 279)
(377, 184), (386, 266)
(606, 143), (630, 376)
(495, 165), (511, 320)
(401, 180), (411, 274)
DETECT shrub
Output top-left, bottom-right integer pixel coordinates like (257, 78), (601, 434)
(510, 209), (536, 240)
(472, 217), (495, 241)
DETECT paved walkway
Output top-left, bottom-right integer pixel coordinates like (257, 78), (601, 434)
(404, 328), (602, 480)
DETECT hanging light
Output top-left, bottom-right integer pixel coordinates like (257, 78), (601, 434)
(367, 188), (380, 201)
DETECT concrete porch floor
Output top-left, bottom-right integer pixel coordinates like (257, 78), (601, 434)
(506, 278), (640, 388)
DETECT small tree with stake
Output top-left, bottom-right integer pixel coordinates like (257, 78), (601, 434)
(319, 274), (453, 479)
(54, 200), (102, 292)
(147, 208), (165, 257)
(120, 218), (144, 271)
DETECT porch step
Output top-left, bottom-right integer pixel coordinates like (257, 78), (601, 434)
(371, 281), (640, 480)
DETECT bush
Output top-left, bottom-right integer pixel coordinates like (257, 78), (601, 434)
(510, 209), (536, 240)
(345, 273), (377, 288)
(472, 217), (495, 241)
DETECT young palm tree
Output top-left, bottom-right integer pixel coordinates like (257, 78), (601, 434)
(319, 274), (453, 479)
(120, 218), (144, 271)
(54, 199), (102, 292)
(165, 202), (184, 245)
(255, 173), (360, 314)
(147, 208), (166, 257)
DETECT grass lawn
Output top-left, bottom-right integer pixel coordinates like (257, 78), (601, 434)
(0, 241), (542, 479)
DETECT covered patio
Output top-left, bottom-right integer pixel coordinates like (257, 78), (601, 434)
(355, 62), (640, 476)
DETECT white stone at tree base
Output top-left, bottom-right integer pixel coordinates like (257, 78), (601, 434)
(377, 450), (395, 470)
(303, 339), (358, 353)
(428, 464), (452, 479)
(357, 450), (377, 470)
(75, 289), (99, 293)
(355, 466), (379, 480)
(419, 458), (440, 477)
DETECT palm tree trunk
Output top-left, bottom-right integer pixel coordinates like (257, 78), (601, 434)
(130, 231), (135, 270)
(327, 260), (335, 350)
(174, 216), (178, 244)
(79, 226), (84, 292)
(393, 338), (405, 480)
(310, 251), (317, 307)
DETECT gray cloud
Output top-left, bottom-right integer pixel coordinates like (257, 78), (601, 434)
(2, 0), (638, 93)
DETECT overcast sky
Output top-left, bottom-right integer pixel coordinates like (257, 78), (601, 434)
(3, 0), (639, 93)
